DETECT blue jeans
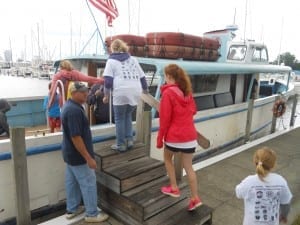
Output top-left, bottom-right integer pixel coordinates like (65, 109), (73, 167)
(65, 164), (99, 217)
(113, 104), (135, 148)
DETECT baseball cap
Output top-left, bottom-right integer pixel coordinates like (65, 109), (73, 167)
(69, 82), (89, 93)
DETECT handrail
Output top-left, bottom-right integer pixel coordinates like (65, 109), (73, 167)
(48, 79), (66, 107)
(140, 93), (160, 111)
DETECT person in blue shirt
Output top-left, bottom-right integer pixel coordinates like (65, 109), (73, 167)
(60, 82), (109, 223)
(43, 82), (61, 133)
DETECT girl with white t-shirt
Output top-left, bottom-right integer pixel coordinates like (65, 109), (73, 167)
(235, 147), (292, 225)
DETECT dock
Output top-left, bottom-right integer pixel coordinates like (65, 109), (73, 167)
(196, 126), (300, 225)
(7, 94), (299, 225)
(34, 124), (300, 225)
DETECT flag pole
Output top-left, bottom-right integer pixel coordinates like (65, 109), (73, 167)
(85, 0), (107, 54)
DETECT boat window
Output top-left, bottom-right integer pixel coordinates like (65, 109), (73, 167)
(227, 45), (247, 60)
(252, 47), (268, 62)
(190, 75), (219, 93)
(259, 72), (289, 96)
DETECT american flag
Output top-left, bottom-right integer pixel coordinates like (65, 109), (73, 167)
(89, 0), (119, 27)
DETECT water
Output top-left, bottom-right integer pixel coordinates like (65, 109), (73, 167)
(0, 74), (50, 99)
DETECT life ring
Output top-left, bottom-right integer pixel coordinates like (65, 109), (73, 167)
(272, 99), (286, 117)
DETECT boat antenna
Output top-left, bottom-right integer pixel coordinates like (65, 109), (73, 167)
(84, 0), (107, 54)
(277, 17), (284, 65)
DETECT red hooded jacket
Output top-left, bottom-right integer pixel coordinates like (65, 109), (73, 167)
(156, 84), (197, 148)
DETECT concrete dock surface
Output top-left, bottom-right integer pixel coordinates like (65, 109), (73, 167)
(36, 126), (300, 225)
(196, 126), (300, 225)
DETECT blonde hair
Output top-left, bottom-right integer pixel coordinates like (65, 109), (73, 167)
(253, 147), (277, 181)
(59, 60), (73, 71)
(164, 64), (193, 96)
(111, 39), (129, 53)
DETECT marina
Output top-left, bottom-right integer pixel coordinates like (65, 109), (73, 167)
(1, 22), (300, 225)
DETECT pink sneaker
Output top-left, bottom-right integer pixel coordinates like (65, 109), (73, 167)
(161, 185), (180, 197)
(188, 197), (202, 211)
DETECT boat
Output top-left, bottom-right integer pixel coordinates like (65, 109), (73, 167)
(0, 26), (295, 223)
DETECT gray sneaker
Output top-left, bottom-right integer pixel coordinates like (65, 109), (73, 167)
(85, 212), (109, 223)
(65, 205), (85, 219)
(111, 144), (127, 152)
(127, 140), (134, 150)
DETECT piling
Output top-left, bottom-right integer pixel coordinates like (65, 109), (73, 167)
(10, 127), (31, 225)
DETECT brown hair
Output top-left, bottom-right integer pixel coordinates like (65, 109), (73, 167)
(253, 147), (277, 181)
(164, 64), (193, 96)
(59, 60), (73, 71)
(111, 39), (129, 53)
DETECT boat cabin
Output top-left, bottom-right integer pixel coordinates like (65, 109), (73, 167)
(53, 27), (292, 123)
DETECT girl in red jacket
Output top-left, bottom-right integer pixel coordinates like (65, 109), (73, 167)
(157, 64), (202, 211)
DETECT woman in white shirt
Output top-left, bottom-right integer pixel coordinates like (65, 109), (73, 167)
(103, 39), (148, 152)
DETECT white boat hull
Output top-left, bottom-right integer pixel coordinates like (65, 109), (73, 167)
(0, 93), (289, 221)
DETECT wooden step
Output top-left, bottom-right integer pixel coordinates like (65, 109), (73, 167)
(99, 183), (212, 225)
(98, 178), (190, 224)
(144, 199), (213, 225)
(94, 141), (148, 171)
(123, 177), (189, 220)
(96, 156), (165, 193)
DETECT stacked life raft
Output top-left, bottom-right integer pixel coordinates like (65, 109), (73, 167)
(105, 32), (220, 61)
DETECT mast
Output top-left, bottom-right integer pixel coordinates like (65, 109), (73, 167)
(137, 0), (140, 35)
(243, 0), (248, 42)
(37, 23), (41, 65)
(128, 0), (131, 33)
(9, 37), (13, 67)
(70, 13), (73, 56)
(84, 0), (106, 53)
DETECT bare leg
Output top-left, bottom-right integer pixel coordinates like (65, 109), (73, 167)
(182, 152), (198, 199)
(163, 147), (178, 189)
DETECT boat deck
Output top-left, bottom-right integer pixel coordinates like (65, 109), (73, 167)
(36, 126), (300, 225)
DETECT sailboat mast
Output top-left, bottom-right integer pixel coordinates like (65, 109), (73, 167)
(137, 0), (140, 35)
(9, 37), (13, 66)
(243, 0), (248, 42)
(37, 23), (41, 64)
(70, 13), (73, 56)
(128, 0), (131, 33)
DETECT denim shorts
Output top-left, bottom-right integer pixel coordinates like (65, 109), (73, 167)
(165, 144), (195, 153)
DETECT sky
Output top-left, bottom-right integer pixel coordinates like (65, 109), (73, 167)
(0, 0), (299, 62)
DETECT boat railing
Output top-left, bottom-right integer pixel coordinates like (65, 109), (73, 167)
(48, 79), (66, 107)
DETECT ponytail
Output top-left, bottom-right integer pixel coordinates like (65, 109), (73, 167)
(253, 147), (276, 181)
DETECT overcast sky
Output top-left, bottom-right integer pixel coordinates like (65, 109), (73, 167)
(0, 0), (299, 62)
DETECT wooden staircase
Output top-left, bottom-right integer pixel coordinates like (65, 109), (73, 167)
(92, 100), (213, 225)
(94, 139), (213, 225)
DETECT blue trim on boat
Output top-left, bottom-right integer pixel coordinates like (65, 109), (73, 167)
(0, 102), (273, 161)
(0, 134), (117, 161)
